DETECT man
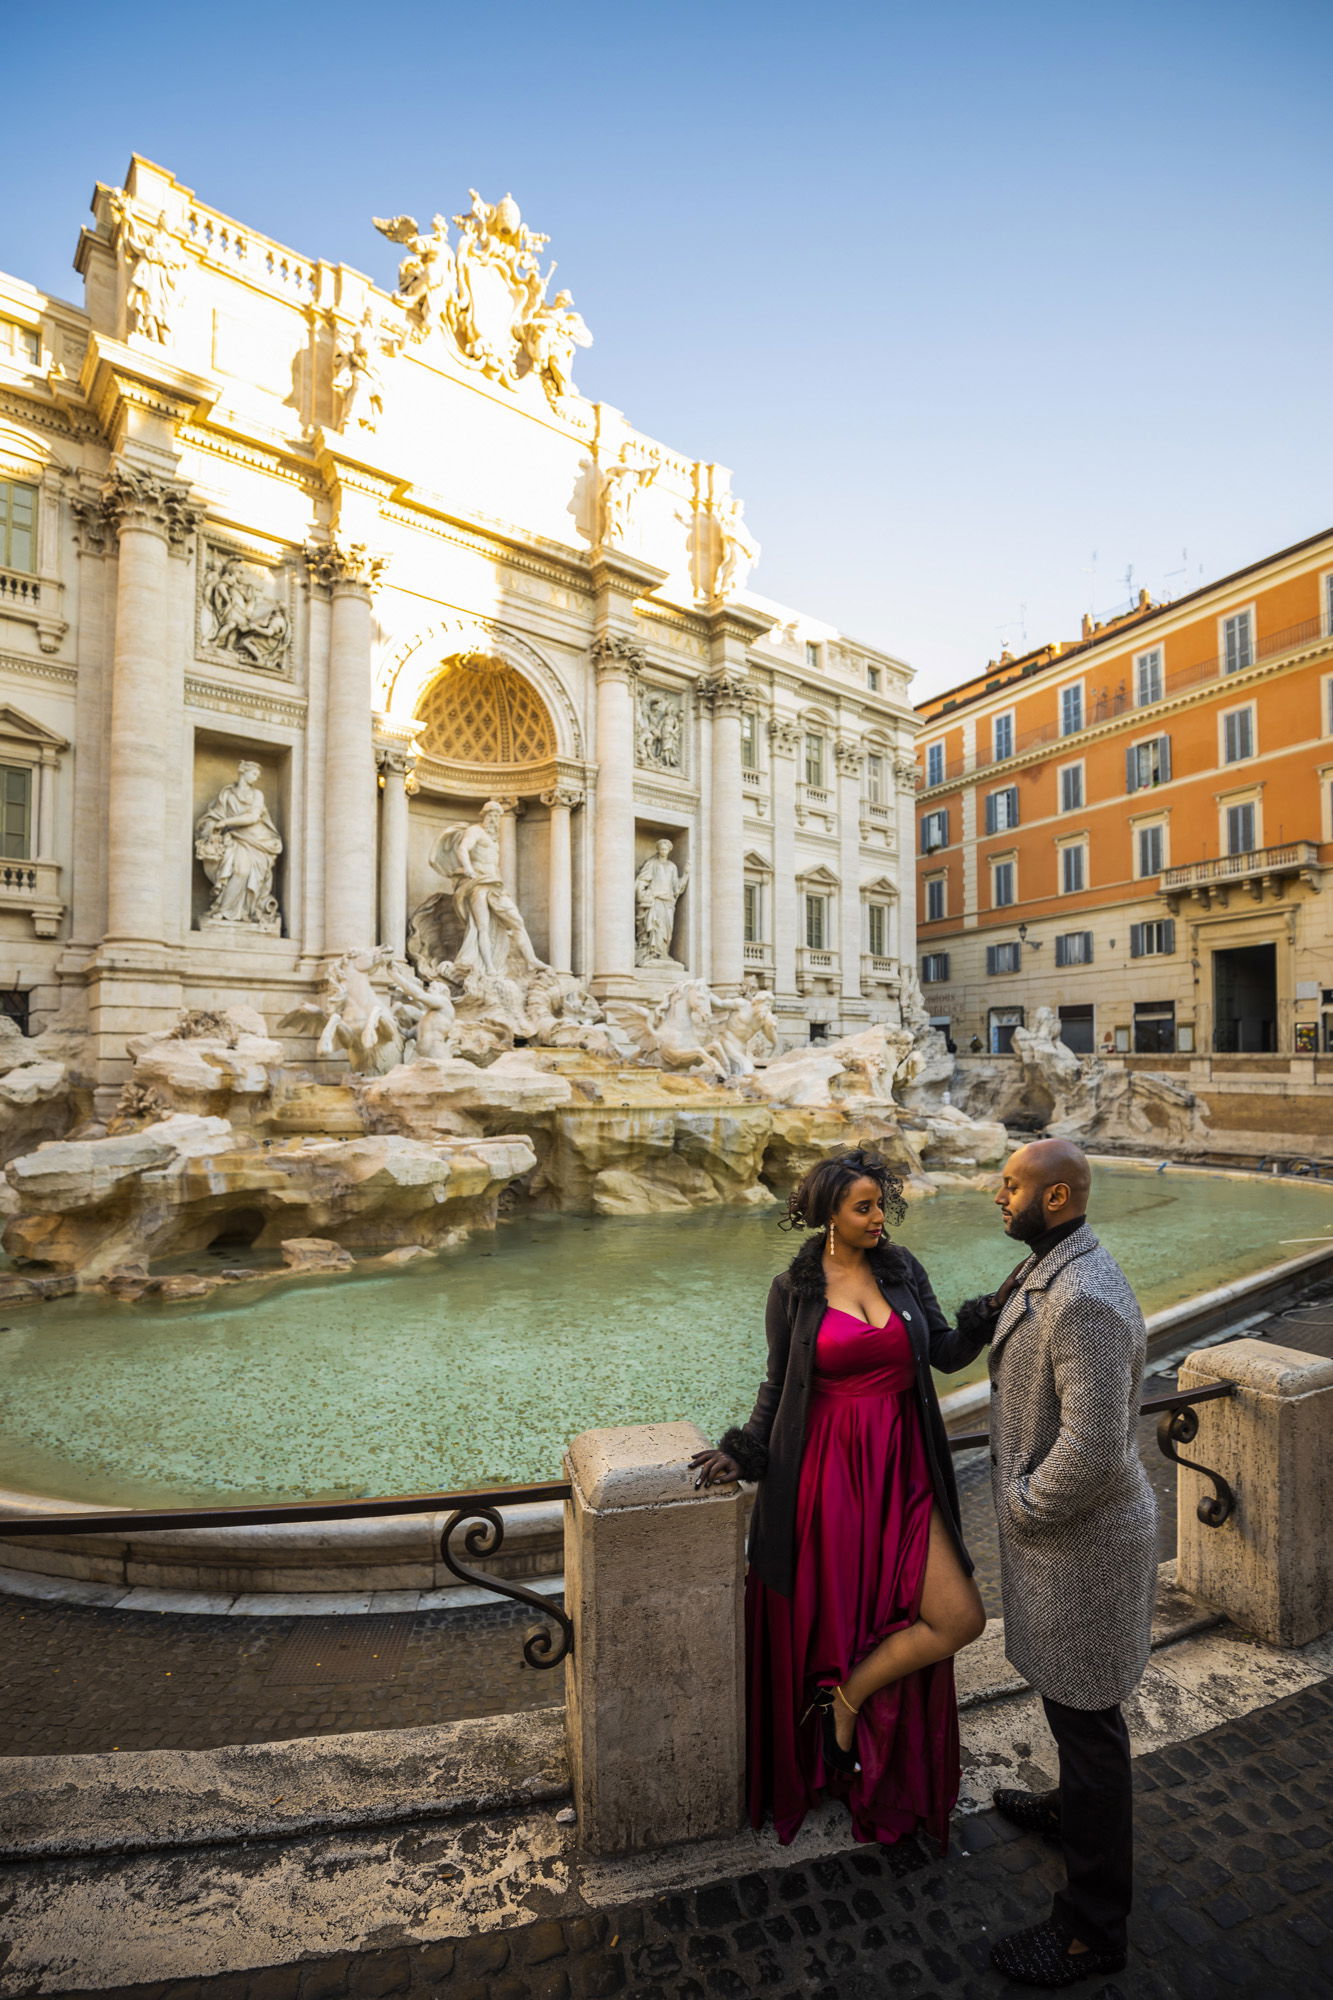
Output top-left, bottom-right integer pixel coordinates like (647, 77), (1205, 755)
(978, 1139), (1157, 1988)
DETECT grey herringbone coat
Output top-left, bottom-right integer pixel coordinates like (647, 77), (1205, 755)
(989, 1224), (1157, 1710)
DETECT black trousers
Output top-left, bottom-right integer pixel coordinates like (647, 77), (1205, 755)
(1041, 1695), (1133, 1954)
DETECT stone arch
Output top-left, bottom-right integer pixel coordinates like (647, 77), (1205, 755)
(377, 616), (583, 762)
(415, 655), (556, 767)
(0, 424), (70, 479)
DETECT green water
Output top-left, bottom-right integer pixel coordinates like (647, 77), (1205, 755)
(0, 1165), (1329, 1509)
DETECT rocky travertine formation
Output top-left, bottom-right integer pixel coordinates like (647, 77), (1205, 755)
(3, 1114), (534, 1277)
(0, 1016), (86, 1167)
(125, 1008), (285, 1122)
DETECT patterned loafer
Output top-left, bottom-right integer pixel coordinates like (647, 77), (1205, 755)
(990, 1919), (1126, 1988)
(992, 1786), (1062, 1844)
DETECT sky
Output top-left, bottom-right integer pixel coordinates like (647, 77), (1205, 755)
(5, 0), (1331, 699)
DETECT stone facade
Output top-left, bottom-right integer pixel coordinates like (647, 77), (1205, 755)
(0, 156), (917, 1081)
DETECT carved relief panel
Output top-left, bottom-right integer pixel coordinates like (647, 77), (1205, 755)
(634, 683), (687, 777)
(196, 541), (294, 674)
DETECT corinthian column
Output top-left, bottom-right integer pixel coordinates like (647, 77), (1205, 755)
(768, 718), (800, 1001)
(103, 464), (201, 944)
(835, 738), (865, 1005)
(310, 542), (384, 954)
(701, 670), (748, 995)
(591, 637), (642, 990)
(542, 783), (583, 973)
(376, 744), (416, 954)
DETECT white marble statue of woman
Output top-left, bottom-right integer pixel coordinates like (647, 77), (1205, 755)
(634, 838), (687, 964)
(194, 761), (283, 929)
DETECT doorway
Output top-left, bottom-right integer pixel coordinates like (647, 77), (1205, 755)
(1212, 944), (1277, 1053)
(1058, 1004), (1095, 1055)
(989, 1006), (1024, 1055)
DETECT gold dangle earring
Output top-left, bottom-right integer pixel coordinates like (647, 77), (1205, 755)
(828, 1219), (837, 1259)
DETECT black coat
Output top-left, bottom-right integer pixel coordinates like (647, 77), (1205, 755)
(721, 1235), (993, 1599)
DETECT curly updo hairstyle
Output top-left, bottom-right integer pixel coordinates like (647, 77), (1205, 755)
(782, 1146), (907, 1239)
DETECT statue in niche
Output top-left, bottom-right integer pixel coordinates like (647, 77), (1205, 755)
(634, 838), (688, 964)
(200, 551), (292, 669)
(635, 688), (684, 773)
(599, 446), (659, 547)
(333, 311), (384, 433)
(427, 799), (544, 980)
(112, 200), (184, 344)
(194, 761), (283, 932)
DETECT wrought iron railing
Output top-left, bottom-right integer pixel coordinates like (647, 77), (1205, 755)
(948, 1381), (1237, 1527)
(0, 1479), (575, 1668)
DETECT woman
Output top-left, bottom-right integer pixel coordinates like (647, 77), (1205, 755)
(691, 1149), (995, 1850)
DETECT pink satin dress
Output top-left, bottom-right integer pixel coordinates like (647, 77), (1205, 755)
(744, 1304), (959, 1848)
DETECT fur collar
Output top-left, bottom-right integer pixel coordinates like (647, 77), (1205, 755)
(784, 1232), (906, 1297)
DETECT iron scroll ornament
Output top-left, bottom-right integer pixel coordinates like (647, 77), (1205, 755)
(439, 1504), (574, 1668)
(1156, 1406), (1235, 1528)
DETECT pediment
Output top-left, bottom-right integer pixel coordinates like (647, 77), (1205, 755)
(862, 875), (899, 898)
(0, 705), (68, 752)
(796, 862), (840, 889)
(743, 849), (773, 875)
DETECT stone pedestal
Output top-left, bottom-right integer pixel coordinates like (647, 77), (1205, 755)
(1176, 1338), (1333, 1646)
(564, 1419), (746, 1855)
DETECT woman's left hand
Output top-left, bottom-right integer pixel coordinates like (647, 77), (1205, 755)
(689, 1448), (741, 1490)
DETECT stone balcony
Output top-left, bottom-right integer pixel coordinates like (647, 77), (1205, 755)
(0, 857), (65, 937)
(1161, 840), (1323, 912)
(0, 568), (66, 654)
(742, 940), (773, 974)
(795, 944), (839, 993)
(860, 953), (900, 997)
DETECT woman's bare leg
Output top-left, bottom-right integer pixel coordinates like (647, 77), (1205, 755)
(833, 1508), (986, 1751)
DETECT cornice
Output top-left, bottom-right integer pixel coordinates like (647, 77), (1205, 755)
(0, 652), (78, 689)
(915, 634), (1333, 803)
(377, 497), (593, 596)
(177, 422), (323, 495)
(0, 387), (101, 444)
(184, 675), (307, 726)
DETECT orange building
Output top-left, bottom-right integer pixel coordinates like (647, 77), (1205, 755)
(914, 528), (1333, 1067)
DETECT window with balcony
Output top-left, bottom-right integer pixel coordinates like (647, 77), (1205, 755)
(1060, 684), (1084, 736)
(1222, 707), (1255, 764)
(867, 902), (888, 956)
(0, 764), (31, 858)
(805, 894), (828, 949)
(0, 480), (37, 575)
(992, 711), (1014, 761)
(925, 875), (946, 922)
(925, 741), (945, 787)
(740, 711), (758, 771)
(865, 752), (884, 804)
(984, 785), (1019, 833)
(1223, 610), (1254, 675)
(1137, 823), (1165, 877)
(1126, 735), (1171, 790)
(1060, 843), (1087, 894)
(986, 941), (1021, 975)
(0, 321), (40, 366)
(992, 859), (1016, 907)
(921, 951), (950, 983)
(1135, 648), (1164, 705)
(1055, 930), (1093, 967)
(1324, 572), (1333, 639)
(1130, 919), (1176, 958)
(743, 881), (762, 943)
(1226, 801), (1256, 855)
(1059, 763), (1084, 812)
(920, 808), (949, 853)
(804, 733), (826, 788)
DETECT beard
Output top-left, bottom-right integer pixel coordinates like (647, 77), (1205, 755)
(1002, 1192), (1048, 1243)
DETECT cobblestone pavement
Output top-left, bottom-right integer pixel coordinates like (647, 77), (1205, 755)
(21, 1666), (1332, 1999)
(0, 1365), (1185, 1760)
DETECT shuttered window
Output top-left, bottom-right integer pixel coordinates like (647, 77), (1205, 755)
(1223, 611), (1254, 674)
(1126, 736), (1171, 791)
(984, 786), (1019, 833)
(867, 903), (888, 956)
(0, 764), (31, 859)
(0, 480), (37, 574)
(921, 809), (950, 853)
(986, 942), (1021, 975)
(1226, 802), (1256, 855)
(1054, 931), (1093, 967)
(1223, 709), (1254, 763)
(1061, 844), (1086, 894)
(1129, 920), (1176, 957)
(921, 952), (950, 983)
(1137, 824), (1164, 877)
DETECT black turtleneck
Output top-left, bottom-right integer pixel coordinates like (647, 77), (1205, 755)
(1024, 1213), (1087, 1266)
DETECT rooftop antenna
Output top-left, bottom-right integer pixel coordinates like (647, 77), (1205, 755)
(1082, 549), (1099, 621)
(1122, 563), (1135, 605)
(1163, 547), (1189, 600)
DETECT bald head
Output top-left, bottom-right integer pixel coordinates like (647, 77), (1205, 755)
(996, 1139), (1091, 1245)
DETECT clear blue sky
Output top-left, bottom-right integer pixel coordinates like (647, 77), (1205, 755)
(6, 0), (1330, 697)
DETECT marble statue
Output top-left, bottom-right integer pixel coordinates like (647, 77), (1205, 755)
(623, 980), (727, 1079)
(334, 311), (384, 433)
(430, 800), (543, 980)
(194, 762), (283, 931)
(634, 839), (688, 964)
(200, 551), (292, 669)
(520, 289), (593, 405)
(635, 688), (684, 773)
(600, 447), (659, 546)
(712, 492), (759, 600)
(373, 213), (455, 338)
(281, 946), (403, 1073)
(112, 201), (183, 344)
(387, 960), (459, 1062)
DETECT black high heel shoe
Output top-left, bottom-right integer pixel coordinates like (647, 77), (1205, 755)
(802, 1683), (861, 1777)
